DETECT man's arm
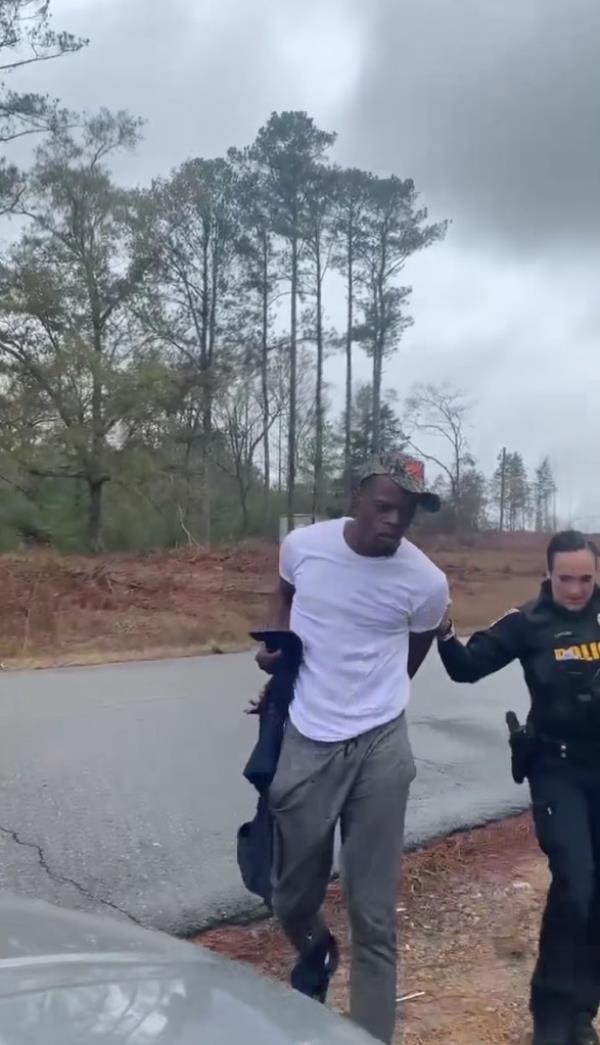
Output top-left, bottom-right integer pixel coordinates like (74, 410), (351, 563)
(408, 573), (450, 679)
(408, 630), (437, 679)
(437, 609), (524, 683)
(255, 577), (295, 674)
(270, 577), (295, 629)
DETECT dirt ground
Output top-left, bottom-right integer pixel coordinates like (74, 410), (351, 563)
(0, 532), (556, 668)
(199, 814), (567, 1045)
(4, 535), (590, 1042)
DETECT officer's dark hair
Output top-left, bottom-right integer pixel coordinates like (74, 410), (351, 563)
(546, 530), (599, 572)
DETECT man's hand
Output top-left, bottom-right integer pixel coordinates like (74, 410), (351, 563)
(437, 605), (453, 638)
(246, 691), (265, 714)
(254, 578), (295, 674)
(255, 645), (282, 675)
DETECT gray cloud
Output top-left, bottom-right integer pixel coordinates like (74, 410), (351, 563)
(342, 0), (600, 252)
(33, 0), (363, 180)
(10, 0), (600, 521)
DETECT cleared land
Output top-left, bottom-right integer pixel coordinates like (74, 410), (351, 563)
(1, 532), (556, 668)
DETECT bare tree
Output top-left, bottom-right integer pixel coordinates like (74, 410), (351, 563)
(333, 168), (370, 497)
(0, 2), (85, 136)
(0, 1), (87, 214)
(213, 360), (283, 533)
(227, 146), (284, 514)
(250, 111), (336, 531)
(269, 343), (319, 505)
(302, 163), (338, 518)
(404, 383), (473, 532)
(144, 157), (239, 543)
(356, 177), (447, 453)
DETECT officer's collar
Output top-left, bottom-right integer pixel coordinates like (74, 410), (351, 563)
(539, 579), (600, 617)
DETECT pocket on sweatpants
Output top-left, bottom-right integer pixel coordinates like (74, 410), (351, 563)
(268, 725), (326, 811)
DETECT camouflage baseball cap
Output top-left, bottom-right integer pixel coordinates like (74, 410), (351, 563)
(356, 453), (441, 513)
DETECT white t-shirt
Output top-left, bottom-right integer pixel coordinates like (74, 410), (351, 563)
(280, 518), (448, 742)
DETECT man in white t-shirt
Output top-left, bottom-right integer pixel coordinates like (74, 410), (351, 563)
(256, 455), (449, 1044)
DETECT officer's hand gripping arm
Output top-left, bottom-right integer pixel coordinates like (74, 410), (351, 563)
(437, 609), (524, 683)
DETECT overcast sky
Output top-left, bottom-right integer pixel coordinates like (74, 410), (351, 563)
(18, 0), (600, 523)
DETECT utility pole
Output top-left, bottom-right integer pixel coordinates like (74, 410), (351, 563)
(499, 447), (507, 533)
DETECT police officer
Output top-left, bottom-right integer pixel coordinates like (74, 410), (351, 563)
(436, 530), (600, 1045)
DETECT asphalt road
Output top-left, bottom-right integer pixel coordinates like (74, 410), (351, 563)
(0, 651), (530, 936)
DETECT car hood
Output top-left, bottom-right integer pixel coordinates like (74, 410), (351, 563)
(0, 895), (374, 1044)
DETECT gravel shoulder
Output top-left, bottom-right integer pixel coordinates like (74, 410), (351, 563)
(199, 814), (588, 1045)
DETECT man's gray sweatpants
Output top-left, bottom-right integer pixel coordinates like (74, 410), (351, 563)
(269, 713), (416, 1044)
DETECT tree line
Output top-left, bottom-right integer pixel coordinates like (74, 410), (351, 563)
(355, 382), (558, 537)
(0, 2), (558, 552)
(492, 451), (556, 534)
(0, 106), (448, 548)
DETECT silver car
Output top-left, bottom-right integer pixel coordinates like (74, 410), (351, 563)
(0, 894), (375, 1043)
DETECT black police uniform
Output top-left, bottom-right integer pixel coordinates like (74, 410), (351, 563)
(438, 581), (600, 1044)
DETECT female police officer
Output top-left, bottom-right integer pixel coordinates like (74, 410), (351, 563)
(437, 530), (600, 1045)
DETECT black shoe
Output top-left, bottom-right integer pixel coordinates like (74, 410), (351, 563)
(290, 931), (339, 1004)
(571, 1016), (600, 1045)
